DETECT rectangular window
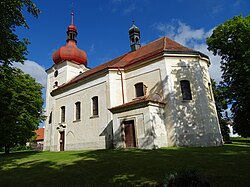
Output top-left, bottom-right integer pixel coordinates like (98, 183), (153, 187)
(61, 106), (65, 123)
(49, 112), (52, 124)
(75, 102), (81, 120)
(180, 80), (192, 100)
(135, 82), (146, 97)
(92, 96), (98, 116)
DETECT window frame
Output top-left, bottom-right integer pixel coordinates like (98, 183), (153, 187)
(180, 80), (192, 100)
(134, 82), (146, 98)
(48, 112), (52, 124)
(61, 106), (65, 123)
(75, 101), (81, 121)
(92, 96), (99, 116)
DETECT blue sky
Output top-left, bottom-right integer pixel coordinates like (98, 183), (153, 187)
(15, 0), (249, 92)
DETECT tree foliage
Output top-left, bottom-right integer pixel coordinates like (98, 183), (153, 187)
(211, 80), (230, 141)
(0, 0), (40, 65)
(207, 15), (250, 137)
(0, 66), (44, 154)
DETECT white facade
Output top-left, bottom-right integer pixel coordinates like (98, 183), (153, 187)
(44, 35), (223, 151)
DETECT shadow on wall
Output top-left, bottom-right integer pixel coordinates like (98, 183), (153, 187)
(100, 58), (222, 149)
(100, 120), (114, 149)
(147, 75), (178, 147)
(172, 59), (222, 146)
(110, 75), (176, 149)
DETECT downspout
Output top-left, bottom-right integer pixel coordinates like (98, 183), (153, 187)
(117, 67), (125, 104)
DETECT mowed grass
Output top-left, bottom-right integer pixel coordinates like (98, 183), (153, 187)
(0, 138), (250, 187)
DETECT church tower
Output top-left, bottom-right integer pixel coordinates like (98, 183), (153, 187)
(49, 11), (89, 90)
(129, 21), (141, 51)
(44, 12), (89, 151)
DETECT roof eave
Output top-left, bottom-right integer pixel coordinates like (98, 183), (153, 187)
(109, 99), (166, 114)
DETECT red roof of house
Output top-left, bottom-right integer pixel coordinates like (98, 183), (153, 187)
(35, 128), (44, 141)
(51, 36), (207, 95)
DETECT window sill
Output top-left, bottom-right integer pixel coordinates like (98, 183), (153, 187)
(182, 99), (192, 103)
(90, 115), (99, 119)
(133, 96), (146, 100)
(73, 119), (81, 123)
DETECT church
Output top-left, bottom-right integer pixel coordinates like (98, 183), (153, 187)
(43, 15), (223, 151)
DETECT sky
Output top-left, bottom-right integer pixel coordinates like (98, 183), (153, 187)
(14, 0), (249, 104)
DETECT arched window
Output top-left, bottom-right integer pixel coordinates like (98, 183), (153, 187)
(180, 80), (192, 100)
(134, 82), (146, 97)
(75, 102), (81, 120)
(92, 96), (98, 116)
(61, 106), (65, 123)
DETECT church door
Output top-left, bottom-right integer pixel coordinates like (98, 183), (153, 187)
(59, 131), (65, 151)
(124, 120), (136, 148)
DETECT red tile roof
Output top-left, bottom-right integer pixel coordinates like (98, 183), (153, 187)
(51, 36), (207, 95)
(35, 128), (44, 141)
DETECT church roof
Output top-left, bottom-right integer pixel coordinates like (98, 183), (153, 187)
(51, 36), (208, 94)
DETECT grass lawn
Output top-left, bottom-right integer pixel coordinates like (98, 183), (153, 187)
(0, 138), (250, 187)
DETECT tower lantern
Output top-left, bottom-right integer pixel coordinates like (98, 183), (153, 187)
(129, 21), (141, 51)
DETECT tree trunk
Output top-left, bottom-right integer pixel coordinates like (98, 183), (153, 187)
(5, 146), (10, 154)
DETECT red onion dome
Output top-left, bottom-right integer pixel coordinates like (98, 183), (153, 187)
(52, 40), (87, 65)
(68, 24), (77, 32)
(52, 20), (87, 65)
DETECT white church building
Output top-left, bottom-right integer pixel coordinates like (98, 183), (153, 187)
(43, 17), (223, 151)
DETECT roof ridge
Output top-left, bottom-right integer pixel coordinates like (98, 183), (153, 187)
(51, 36), (205, 95)
(163, 36), (167, 49)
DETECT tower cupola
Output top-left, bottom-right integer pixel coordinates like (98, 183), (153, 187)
(52, 12), (87, 65)
(129, 21), (141, 51)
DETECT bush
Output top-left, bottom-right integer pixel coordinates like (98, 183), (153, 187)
(10, 144), (32, 152)
(162, 168), (210, 187)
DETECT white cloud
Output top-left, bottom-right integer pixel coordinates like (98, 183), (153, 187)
(212, 4), (223, 15)
(123, 4), (135, 15)
(13, 60), (47, 87)
(90, 44), (95, 52)
(153, 20), (222, 83)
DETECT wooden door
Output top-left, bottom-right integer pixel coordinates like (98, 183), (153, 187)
(60, 131), (65, 151)
(124, 120), (136, 148)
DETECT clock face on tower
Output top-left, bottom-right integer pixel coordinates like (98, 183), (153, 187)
(54, 70), (58, 77)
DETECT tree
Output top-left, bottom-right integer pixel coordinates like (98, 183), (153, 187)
(207, 15), (250, 137)
(0, 0), (40, 66)
(211, 80), (230, 141)
(0, 66), (44, 154)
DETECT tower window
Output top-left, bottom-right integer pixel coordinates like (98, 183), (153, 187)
(61, 106), (65, 123)
(49, 112), (52, 124)
(54, 70), (58, 77)
(135, 82), (146, 97)
(92, 96), (98, 116)
(75, 102), (81, 120)
(180, 80), (192, 100)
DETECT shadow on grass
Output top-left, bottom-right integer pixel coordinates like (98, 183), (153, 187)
(0, 151), (39, 167)
(0, 144), (250, 187)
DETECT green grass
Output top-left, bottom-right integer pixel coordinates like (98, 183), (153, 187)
(0, 139), (250, 187)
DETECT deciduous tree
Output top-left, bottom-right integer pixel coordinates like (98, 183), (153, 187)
(207, 15), (250, 137)
(0, 66), (44, 154)
(0, 0), (40, 65)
